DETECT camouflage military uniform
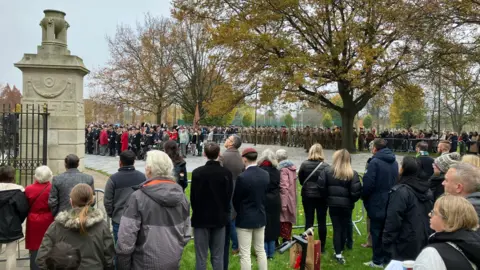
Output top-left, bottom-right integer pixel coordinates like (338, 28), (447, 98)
(335, 129), (342, 150)
(280, 127), (287, 146)
(295, 128), (302, 147)
(325, 130), (332, 149)
(319, 129), (326, 148)
(287, 128), (294, 146)
(304, 127), (311, 151)
(260, 127), (265, 144)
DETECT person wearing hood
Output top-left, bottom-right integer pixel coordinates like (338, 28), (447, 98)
(116, 150), (191, 270)
(326, 149), (362, 264)
(276, 149), (297, 244)
(443, 163), (480, 220)
(362, 138), (398, 268)
(36, 183), (114, 270)
(430, 152), (461, 201)
(414, 195), (480, 270)
(0, 166), (29, 270)
(164, 140), (188, 191)
(382, 156), (433, 261)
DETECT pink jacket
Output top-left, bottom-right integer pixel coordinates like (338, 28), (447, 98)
(279, 160), (297, 224)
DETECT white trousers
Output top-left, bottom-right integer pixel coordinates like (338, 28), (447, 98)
(236, 227), (268, 270)
(0, 241), (17, 270)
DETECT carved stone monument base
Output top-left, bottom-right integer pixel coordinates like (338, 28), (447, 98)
(15, 10), (89, 174)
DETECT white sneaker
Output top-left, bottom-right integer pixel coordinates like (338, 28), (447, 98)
(363, 261), (384, 268)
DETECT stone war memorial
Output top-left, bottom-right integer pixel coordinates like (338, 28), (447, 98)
(14, 9), (88, 176)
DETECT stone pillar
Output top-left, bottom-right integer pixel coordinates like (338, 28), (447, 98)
(15, 10), (89, 174)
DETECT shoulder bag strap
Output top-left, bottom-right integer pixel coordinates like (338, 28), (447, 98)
(31, 183), (50, 206)
(304, 162), (323, 183)
(446, 242), (477, 270)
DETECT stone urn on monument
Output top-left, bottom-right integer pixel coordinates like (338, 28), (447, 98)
(15, 10), (89, 174)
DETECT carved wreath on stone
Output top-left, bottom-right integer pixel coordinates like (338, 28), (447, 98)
(27, 77), (72, 98)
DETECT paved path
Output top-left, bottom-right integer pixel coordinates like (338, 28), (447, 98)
(84, 143), (405, 175)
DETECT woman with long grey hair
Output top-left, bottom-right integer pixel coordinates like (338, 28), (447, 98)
(275, 149), (297, 244)
(257, 149), (281, 259)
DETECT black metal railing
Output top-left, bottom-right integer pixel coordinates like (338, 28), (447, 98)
(0, 104), (49, 186)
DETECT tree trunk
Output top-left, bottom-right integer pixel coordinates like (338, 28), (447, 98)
(156, 104), (163, 125)
(173, 106), (177, 126)
(341, 110), (356, 152)
(375, 108), (380, 131)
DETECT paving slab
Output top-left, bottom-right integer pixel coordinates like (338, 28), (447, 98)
(84, 143), (405, 176)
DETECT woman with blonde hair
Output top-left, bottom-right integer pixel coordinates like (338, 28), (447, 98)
(414, 195), (480, 269)
(258, 149), (281, 259)
(325, 149), (362, 264)
(298, 143), (330, 253)
(36, 184), (114, 269)
(25, 166), (55, 270)
(462, 154), (480, 168)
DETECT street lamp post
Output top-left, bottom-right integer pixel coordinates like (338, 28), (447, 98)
(254, 89), (258, 146)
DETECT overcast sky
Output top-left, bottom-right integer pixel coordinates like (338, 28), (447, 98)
(0, 0), (171, 97)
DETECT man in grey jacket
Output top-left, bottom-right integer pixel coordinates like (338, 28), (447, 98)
(116, 150), (191, 270)
(219, 134), (244, 269)
(443, 163), (480, 220)
(104, 150), (146, 242)
(48, 154), (95, 216)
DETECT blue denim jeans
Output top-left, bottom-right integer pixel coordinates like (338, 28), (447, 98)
(112, 222), (119, 244)
(230, 219), (238, 250)
(30, 250), (40, 270)
(264, 241), (275, 258)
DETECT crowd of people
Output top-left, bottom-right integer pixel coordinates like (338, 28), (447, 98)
(85, 122), (480, 161)
(1, 133), (480, 269)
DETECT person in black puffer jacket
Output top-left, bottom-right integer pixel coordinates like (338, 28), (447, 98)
(0, 166), (29, 270)
(383, 156), (434, 261)
(326, 149), (362, 264)
(298, 143), (330, 253)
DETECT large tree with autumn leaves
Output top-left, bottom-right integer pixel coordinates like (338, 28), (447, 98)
(0, 84), (22, 110)
(90, 16), (177, 124)
(173, 0), (441, 151)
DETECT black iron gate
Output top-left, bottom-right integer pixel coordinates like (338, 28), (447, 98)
(0, 104), (48, 186)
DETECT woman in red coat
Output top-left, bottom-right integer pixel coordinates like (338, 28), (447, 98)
(24, 165), (54, 270)
(121, 128), (129, 152)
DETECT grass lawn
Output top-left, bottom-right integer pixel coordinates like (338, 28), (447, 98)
(89, 169), (373, 269)
(179, 173), (373, 270)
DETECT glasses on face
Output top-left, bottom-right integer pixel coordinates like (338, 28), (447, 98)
(429, 209), (446, 219)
